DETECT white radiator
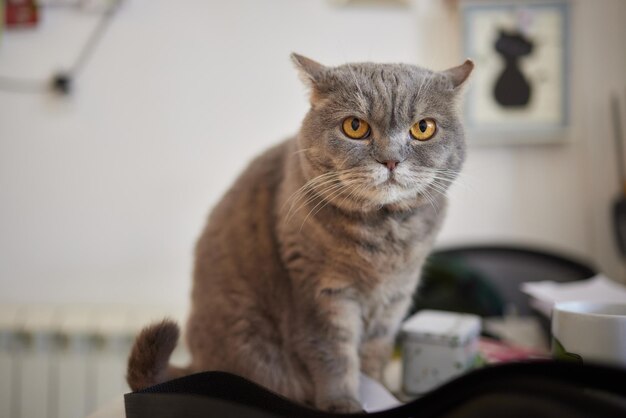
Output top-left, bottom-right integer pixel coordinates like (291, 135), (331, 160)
(0, 305), (188, 418)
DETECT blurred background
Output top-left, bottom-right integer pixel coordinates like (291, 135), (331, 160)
(1, 0), (625, 417)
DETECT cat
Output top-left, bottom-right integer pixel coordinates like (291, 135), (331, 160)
(126, 53), (473, 413)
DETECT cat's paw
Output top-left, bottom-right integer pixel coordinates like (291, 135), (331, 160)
(318, 396), (364, 414)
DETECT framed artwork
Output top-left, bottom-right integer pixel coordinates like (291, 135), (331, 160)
(461, 0), (570, 145)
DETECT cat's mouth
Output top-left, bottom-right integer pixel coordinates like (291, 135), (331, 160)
(377, 169), (417, 189)
(382, 174), (399, 185)
(371, 170), (440, 200)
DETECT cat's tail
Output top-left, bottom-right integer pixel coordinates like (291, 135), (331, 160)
(126, 319), (189, 391)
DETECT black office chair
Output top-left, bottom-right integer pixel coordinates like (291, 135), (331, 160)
(411, 244), (597, 338)
(125, 362), (626, 418)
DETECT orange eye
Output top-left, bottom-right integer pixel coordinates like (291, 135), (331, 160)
(342, 117), (370, 140)
(410, 118), (437, 141)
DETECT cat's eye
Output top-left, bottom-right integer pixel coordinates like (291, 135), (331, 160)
(410, 118), (437, 141)
(342, 117), (371, 140)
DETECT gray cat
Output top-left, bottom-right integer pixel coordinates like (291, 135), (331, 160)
(127, 54), (473, 413)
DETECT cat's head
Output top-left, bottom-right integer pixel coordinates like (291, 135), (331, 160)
(292, 54), (473, 213)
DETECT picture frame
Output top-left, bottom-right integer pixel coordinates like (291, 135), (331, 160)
(461, 0), (570, 145)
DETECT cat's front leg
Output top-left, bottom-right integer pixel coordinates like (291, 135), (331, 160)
(360, 294), (412, 381)
(297, 285), (363, 413)
(360, 335), (394, 382)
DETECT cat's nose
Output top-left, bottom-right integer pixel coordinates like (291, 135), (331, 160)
(381, 160), (399, 171)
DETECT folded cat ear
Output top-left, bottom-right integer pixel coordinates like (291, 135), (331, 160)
(441, 59), (474, 90)
(291, 53), (327, 86)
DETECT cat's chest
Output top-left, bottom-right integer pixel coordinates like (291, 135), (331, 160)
(281, 204), (441, 293)
(339, 213), (437, 270)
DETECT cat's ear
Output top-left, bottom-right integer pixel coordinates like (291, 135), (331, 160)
(291, 53), (326, 85)
(291, 53), (328, 104)
(441, 59), (474, 90)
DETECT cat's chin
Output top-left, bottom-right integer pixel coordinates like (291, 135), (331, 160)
(364, 182), (419, 206)
(361, 177), (447, 211)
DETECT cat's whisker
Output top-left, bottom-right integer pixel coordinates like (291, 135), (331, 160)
(298, 184), (346, 231)
(291, 179), (346, 213)
(426, 174), (473, 191)
(353, 182), (375, 210)
(298, 179), (363, 230)
(423, 189), (440, 213)
(284, 170), (338, 202)
(415, 182), (440, 212)
(337, 179), (368, 209)
(427, 181), (449, 196)
(285, 177), (345, 223)
(283, 170), (345, 212)
(403, 169), (472, 192)
(419, 188), (433, 210)
(284, 178), (329, 219)
(341, 184), (362, 209)
(414, 167), (460, 176)
(286, 168), (366, 216)
(285, 186), (341, 224)
(428, 180), (454, 200)
(305, 169), (365, 195)
(287, 176), (362, 224)
(408, 177), (440, 212)
(415, 167), (474, 189)
(420, 174), (457, 185)
(316, 176), (363, 201)
(307, 180), (363, 224)
(413, 168), (455, 176)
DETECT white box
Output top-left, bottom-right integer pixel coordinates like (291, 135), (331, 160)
(401, 310), (481, 395)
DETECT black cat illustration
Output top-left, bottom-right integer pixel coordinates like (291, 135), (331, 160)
(493, 30), (534, 107)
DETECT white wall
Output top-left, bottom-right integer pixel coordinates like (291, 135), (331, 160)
(1, 0), (625, 307)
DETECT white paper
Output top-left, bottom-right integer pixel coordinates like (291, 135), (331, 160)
(359, 373), (402, 412)
(521, 275), (626, 317)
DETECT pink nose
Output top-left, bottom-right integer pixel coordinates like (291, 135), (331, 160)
(382, 160), (399, 171)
